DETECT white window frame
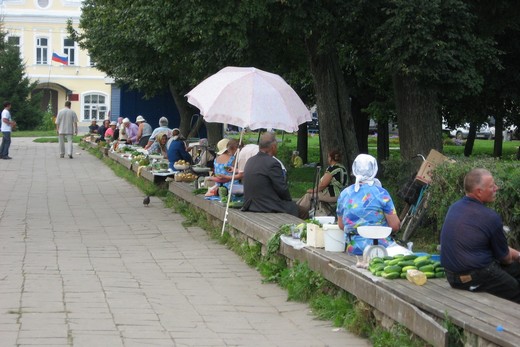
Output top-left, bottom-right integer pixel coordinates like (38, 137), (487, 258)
(36, 36), (49, 65)
(82, 92), (108, 121)
(62, 36), (76, 66)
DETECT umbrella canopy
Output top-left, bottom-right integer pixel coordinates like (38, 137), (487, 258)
(185, 66), (311, 132)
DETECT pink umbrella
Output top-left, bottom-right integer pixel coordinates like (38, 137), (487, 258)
(185, 66), (311, 132)
(186, 66), (311, 234)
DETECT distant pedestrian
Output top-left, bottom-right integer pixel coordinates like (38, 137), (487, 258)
(1, 101), (15, 160)
(55, 101), (78, 159)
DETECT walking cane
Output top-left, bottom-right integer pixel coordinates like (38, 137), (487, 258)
(308, 165), (321, 219)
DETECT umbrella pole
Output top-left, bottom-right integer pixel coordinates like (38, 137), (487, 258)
(221, 130), (244, 236)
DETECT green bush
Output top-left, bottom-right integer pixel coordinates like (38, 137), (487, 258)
(428, 158), (520, 248)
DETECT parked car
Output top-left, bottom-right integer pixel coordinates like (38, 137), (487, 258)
(448, 122), (493, 140)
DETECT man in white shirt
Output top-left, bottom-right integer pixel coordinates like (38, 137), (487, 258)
(0, 101), (15, 160)
(55, 101), (78, 159)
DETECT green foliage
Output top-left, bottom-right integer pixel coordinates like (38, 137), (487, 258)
(0, 26), (44, 130)
(279, 261), (325, 302)
(427, 157), (520, 247)
(38, 110), (56, 131)
(370, 324), (425, 347)
(443, 312), (465, 347)
(310, 292), (354, 326)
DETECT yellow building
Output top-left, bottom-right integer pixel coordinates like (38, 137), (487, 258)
(1, 0), (110, 122)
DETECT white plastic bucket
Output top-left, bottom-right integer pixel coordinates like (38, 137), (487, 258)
(323, 225), (345, 252)
(314, 216), (335, 225)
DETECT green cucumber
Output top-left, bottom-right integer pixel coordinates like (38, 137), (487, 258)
(435, 267), (445, 273)
(397, 260), (415, 267)
(382, 272), (400, 279)
(387, 258), (401, 266)
(435, 271), (445, 278)
(419, 265), (435, 273)
(402, 265), (417, 272)
(375, 271), (383, 277)
(415, 260), (433, 269)
(383, 265), (402, 274)
(413, 255), (432, 264)
(403, 254), (418, 261)
(424, 272), (436, 278)
(371, 257), (384, 264)
(400, 272), (408, 279)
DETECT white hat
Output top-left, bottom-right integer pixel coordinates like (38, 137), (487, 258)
(109, 121), (117, 126)
(216, 138), (230, 155)
(136, 115), (145, 123)
(122, 117), (130, 124)
(352, 154), (381, 192)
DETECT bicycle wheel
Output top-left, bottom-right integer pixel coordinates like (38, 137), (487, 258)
(402, 191), (429, 242)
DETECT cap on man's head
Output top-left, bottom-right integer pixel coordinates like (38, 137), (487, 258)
(123, 117), (130, 124)
(216, 138), (230, 155)
(136, 115), (145, 123)
(109, 121), (117, 126)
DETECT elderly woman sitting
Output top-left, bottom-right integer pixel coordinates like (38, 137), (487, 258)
(336, 154), (400, 255)
(296, 149), (347, 219)
(210, 138), (243, 189)
(148, 132), (168, 158)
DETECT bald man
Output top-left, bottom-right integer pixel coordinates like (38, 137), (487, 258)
(441, 168), (520, 303)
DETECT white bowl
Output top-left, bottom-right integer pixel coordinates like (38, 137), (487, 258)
(174, 164), (190, 170)
(357, 226), (392, 239)
(192, 166), (211, 173)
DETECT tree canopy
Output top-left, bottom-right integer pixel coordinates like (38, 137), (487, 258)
(0, 25), (43, 130)
(71, 0), (520, 162)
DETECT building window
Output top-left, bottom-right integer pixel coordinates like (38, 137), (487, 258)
(36, 37), (48, 65)
(83, 93), (107, 120)
(37, 0), (50, 9)
(63, 38), (75, 65)
(7, 36), (20, 54)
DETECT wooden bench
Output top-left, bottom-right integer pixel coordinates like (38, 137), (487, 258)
(91, 144), (520, 347)
(169, 181), (520, 347)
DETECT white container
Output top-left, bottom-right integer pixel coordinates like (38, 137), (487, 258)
(306, 224), (324, 248)
(323, 224), (345, 252)
(314, 216), (335, 225)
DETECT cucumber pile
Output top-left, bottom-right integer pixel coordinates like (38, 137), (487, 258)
(368, 254), (445, 280)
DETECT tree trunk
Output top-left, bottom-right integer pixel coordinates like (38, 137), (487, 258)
(169, 82), (222, 146)
(493, 115), (504, 158)
(464, 123), (477, 157)
(306, 37), (359, 172)
(377, 120), (390, 161)
(169, 82), (191, 136)
(297, 123), (309, 164)
(393, 74), (442, 161)
(352, 97), (369, 154)
(205, 123), (224, 148)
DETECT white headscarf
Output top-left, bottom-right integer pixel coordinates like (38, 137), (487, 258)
(352, 154), (382, 192)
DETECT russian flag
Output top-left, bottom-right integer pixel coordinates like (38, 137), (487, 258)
(52, 52), (68, 65)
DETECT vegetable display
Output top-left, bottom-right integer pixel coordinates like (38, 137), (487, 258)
(368, 254), (445, 280)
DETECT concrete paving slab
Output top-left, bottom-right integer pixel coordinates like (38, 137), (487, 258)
(0, 138), (370, 346)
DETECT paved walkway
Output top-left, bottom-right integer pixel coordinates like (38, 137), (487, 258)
(0, 138), (370, 347)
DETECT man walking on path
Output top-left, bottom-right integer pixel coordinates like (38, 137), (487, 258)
(0, 101), (15, 160)
(55, 101), (78, 159)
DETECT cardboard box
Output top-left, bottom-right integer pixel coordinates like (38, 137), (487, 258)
(415, 149), (450, 184)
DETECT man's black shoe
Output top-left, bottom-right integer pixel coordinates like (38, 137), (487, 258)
(3, 156), (12, 160)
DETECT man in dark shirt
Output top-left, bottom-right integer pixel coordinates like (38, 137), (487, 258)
(241, 132), (298, 217)
(441, 168), (520, 302)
